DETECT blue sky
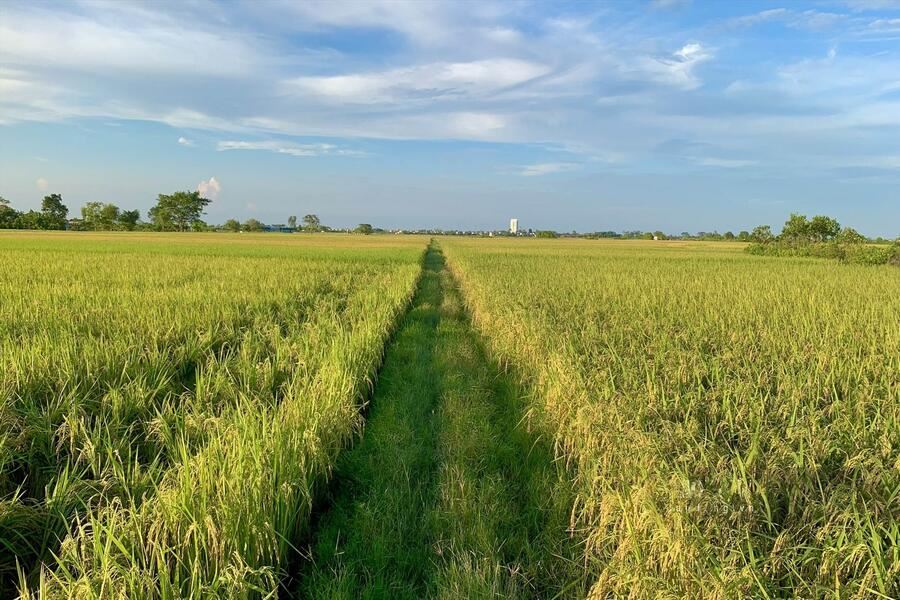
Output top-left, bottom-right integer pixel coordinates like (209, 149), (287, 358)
(1, 0), (899, 235)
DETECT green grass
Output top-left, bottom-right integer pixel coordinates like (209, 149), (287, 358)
(298, 244), (585, 599)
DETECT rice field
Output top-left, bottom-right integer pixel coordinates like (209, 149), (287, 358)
(2, 232), (898, 599)
(0, 231), (425, 598)
(441, 238), (900, 599)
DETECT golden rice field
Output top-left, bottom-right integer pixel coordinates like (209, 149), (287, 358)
(1, 232), (898, 599)
(0, 232), (425, 598)
(442, 237), (900, 599)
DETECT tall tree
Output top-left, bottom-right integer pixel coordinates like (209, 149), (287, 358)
(302, 214), (321, 232)
(223, 218), (241, 232)
(149, 190), (211, 231)
(118, 209), (140, 231)
(0, 197), (19, 229)
(41, 194), (68, 230)
(242, 218), (264, 232)
(751, 225), (774, 243)
(836, 227), (865, 245)
(780, 213), (811, 242)
(17, 211), (43, 230)
(287, 215), (297, 229)
(808, 215), (841, 242)
(81, 202), (121, 230)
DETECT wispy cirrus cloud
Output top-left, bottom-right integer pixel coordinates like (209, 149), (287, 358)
(217, 140), (364, 157)
(724, 8), (846, 31)
(1, 0), (899, 196)
(638, 43), (713, 90)
(0, 0), (718, 147)
(693, 157), (757, 168)
(867, 16), (900, 30)
(285, 59), (550, 104)
(517, 162), (580, 176)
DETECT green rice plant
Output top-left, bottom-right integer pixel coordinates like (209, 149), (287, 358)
(0, 231), (425, 598)
(442, 237), (900, 599)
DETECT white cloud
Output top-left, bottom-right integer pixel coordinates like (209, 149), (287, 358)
(517, 162), (580, 176)
(177, 136), (193, 146)
(726, 8), (789, 28)
(449, 112), (507, 136)
(694, 157), (757, 168)
(725, 8), (845, 31)
(795, 11), (846, 30)
(197, 176), (221, 199)
(868, 17), (900, 31)
(841, 155), (900, 168)
(0, 0), (898, 186)
(287, 58), (550, 104)
(842, 0), (900, 10)
(639, 43), (713, 90)
(259, 0), (514, 46)
(35, 177), (49, 191)
(217, 140), (363, 157)
(0, 5), (261, 76)
(482, 27), (523, 44)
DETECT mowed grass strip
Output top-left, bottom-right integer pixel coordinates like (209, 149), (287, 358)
(298, 245), (583, 599)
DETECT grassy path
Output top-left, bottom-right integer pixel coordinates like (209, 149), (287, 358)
(296, 244), (585, 599)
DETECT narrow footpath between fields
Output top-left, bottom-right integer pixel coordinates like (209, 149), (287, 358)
(294, 243), (585, 599)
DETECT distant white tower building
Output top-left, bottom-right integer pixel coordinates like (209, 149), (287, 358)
(509, 218), (518, 234)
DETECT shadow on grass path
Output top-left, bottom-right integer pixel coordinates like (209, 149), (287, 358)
(295, 244), (586, 599)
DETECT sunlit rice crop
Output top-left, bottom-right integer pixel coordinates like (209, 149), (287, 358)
(442, 237), (900, 599)
(0, 231), (426, 598)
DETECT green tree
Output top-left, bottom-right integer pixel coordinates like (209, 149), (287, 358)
(242, 218), (265, 232)
(302, 214), (321, 232)
(780, 213), (811, 242)
(751, 225), (774, 243)
(535, 230), (558, 238)
(82, 202), (121, 230)
(836, 227), (866, 245)
(40, 194), (68, 230)
(287, 215), (297, 229)
(149, 190), (211, 231)
(0, 196), (19, 229)
(223, 218), (241, 232)
(118, 209), (140, 231)
(17, 210), (43, 230)
(723, 231), (735, 240)
(737, 230), (750, 242)
(808, 215), (841, 242)
(354, 223), (374, 235)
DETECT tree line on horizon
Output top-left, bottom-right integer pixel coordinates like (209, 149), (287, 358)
(1, 193), (896, 243)
(745, 213), (899, 265)
(0, 192), (385, 234)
